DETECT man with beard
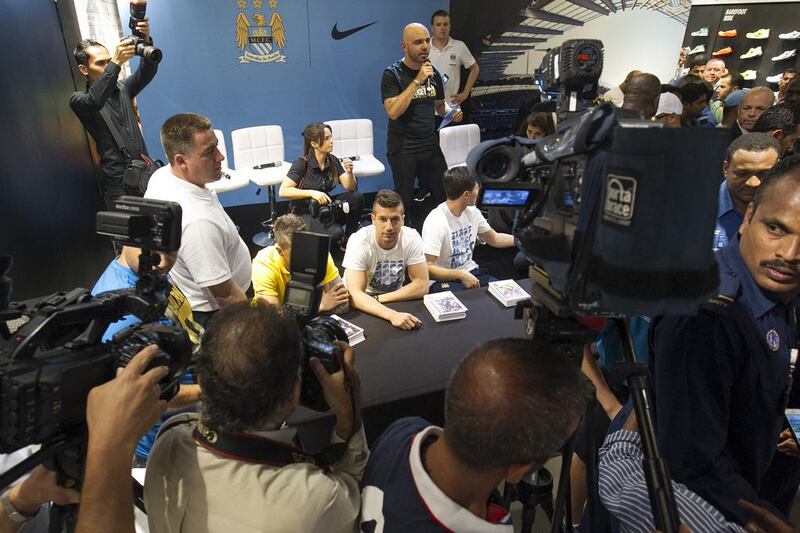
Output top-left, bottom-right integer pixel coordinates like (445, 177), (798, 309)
(381, 22), (462, 226)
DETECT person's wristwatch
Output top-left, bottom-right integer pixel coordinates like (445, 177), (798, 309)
(412, 79), (421, 87)
(1, 489), (38, 523)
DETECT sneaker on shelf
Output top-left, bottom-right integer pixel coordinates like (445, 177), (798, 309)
(779, 31), (800, 40)
(766, 73), (782, 83)
(740, 46), (763, 59)
(688, 44), (705, 55)
(773, 49), (797, 61)
(741, 70), (758, 81)
(745, 29), (770, 39)
(718, 29), (737, 38)
(690, 27), (709, 37)
(413, 187), (431, 202)
(712, 47), (734, 56)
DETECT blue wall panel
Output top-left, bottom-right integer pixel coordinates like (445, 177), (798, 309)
(132, 0), (447, 207)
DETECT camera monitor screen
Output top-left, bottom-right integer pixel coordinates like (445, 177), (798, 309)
(286, 287), (312, 307)
(480, 188), (532, 207)
(787, 411), (800, 439)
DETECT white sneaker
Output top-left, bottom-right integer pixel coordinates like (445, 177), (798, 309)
(688, 45), (705, 55)
(745, 29), (770, 39)
(742, 70), (758, 81)
(779, 31), (800, 40)
(772, 49), (797, 61)
(740, 47), (763, 59)
(766, 74), (782, 83)
(691, 27), (708, 37)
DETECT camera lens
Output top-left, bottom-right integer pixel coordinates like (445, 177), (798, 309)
(136, 42), (163, 63)
(477, 146), (520, 183)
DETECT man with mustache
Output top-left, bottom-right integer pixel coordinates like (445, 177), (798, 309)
(649, 155), (800, 525)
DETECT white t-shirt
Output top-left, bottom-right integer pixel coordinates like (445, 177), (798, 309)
(429, 37), (476, 101)
(422, 202), (491, 273)
(145, 166), (251, 311)
(342, 225), (425, 295)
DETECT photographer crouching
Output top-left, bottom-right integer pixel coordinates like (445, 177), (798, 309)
(70, 1), (162, 207)
(144, 301), (368, 533)
(279, 122), (365, 251)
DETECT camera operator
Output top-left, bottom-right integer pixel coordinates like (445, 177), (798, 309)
(616, 73), (661, 121)
(279, 122), (365, 248)
(252, 214), (349, 314)
(91, 245), (203, 465)
(70, 17), (158, 208)
(75, 346), (168, 533)
(359, 338), (592, 531)
(144, 301), (368, 533)
(649, 155), (800, 525)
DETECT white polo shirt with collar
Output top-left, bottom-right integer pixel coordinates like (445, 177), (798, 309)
(144, 166), (251, 312)
(429, 37), (477, 102)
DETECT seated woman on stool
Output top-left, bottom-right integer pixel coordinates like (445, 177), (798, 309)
(279, 122), (365, 248)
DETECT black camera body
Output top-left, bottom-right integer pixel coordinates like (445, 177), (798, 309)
(282, 231), (347, 411)
(128, 0), (162, 63)
(310, 199), (349, 226)
(0, 197), (187, 474)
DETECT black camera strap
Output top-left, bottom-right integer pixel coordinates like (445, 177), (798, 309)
(191, 419), (348, 471)
(98, 91), (140, 163)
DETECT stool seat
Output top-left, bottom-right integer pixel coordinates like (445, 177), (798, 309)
(248, 165), (288, 187)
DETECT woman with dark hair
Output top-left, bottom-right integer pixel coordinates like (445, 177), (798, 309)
(519, 111), (556, 139)
(279, 122), (365, 244)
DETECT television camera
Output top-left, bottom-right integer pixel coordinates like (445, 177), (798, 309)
(0, 197), (190, 501)
(469, 40), (733, 533)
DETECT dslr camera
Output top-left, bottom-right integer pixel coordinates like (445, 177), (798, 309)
(128, 0), (162, 63)
(310, 198), (350, 226)
(282, 231), (348, 411)
(0, 197), (190, 483)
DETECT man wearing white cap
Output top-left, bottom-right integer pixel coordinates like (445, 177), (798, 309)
(655, 92), (682, 128)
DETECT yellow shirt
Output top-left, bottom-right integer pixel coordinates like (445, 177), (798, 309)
(252, 246), (340, 304)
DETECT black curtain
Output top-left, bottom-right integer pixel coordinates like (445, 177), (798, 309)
(0, 0), (113, 300)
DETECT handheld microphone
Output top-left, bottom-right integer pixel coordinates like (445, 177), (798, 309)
(339, 155), (360, 162)
(254, 161), (282, 169)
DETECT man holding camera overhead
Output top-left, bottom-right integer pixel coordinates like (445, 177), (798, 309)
(144, 301), (368, 533)
(70, 15), (159, 208)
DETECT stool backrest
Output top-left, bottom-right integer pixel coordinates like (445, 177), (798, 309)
(231, 125), (285, 170)
(439, 123), (481, 168)
(323, 119), (375, 159)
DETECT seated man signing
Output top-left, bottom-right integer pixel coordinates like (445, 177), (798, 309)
(359, 338), (592, 532)
(252, 213), (349, 314)
(343, 189), (429, 330)
(422, 167), (515, 292)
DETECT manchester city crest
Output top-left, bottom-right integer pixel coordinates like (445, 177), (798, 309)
(235, 0), (287, 64)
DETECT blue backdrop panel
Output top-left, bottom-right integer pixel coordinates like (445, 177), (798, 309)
(131, 0), (446, 207)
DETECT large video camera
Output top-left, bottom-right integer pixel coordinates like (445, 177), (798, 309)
(128, 0), (162, 63)
(282, 231), (347, 412)
(470, 40), (731, 318)
(0, 197), (190, 485)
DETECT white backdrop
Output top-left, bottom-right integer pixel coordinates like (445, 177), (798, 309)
(505, 9), (686, 88)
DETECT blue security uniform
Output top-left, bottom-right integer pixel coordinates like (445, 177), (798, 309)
(649, 235), (798, 524)
(713, 180), (744, 252)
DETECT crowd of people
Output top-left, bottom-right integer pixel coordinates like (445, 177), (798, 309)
(5, 9), (800, 533)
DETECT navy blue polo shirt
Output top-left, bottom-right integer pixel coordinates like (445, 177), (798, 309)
(713, 181), (743, 252)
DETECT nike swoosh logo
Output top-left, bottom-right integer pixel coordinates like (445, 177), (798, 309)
(331, 21), (378, 40)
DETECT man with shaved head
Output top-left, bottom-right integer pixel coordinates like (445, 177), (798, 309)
(359, 338), (592, 531)
(381, 22), (463, 228)
(602, 69), (643, 107)
(737, 87), (775, 136)
(617, 72), (661, 120)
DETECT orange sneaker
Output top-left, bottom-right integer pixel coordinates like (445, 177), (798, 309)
(718, 29), (737, 37)
(712, 47), (733, 56)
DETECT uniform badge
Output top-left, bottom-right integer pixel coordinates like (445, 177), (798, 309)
(450, 53), (456, 60)
(766, 329), (780, 351)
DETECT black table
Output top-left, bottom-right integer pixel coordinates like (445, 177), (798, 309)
(293, 278), (534, 442)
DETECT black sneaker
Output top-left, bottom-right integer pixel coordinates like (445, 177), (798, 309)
(413, 187), (431, 202)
